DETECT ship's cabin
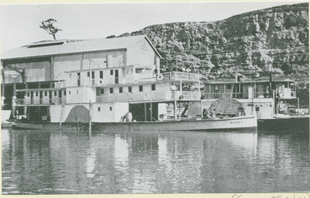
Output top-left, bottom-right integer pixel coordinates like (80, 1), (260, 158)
(202, 76), (299, 118)
(203, 77), (297, 100)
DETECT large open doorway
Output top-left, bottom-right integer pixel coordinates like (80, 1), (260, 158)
(129, 103), (158, 121)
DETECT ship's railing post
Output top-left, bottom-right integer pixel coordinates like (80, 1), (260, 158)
(89, 100), (92, 136)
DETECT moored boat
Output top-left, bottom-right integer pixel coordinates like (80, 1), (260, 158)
(2, 35), (257, 132)
(11, 115), (257, 132)
(201, 74), (309, 132)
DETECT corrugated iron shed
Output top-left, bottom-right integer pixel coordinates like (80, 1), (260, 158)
(1, 35), (162, 60)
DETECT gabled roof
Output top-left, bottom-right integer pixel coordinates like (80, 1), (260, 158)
(1, 35), (162, 60)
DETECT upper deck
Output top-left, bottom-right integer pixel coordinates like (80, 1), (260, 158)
(14, 71), (202, 106)
(203, 77), (297, 100)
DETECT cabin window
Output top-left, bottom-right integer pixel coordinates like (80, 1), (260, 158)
(64, 91), (66, 96)
(101, 89), (104, 94)
(87, 72), (90, 77)
(98, 107), (101, 112)
(226, 84), (231, 89)
(110, 70), (113, 75)
(152, 84), (156, 91)
(92, 71), (95, 79)
(27, 92), (30, 97)
(255, 106), (260, 111)
(139, 85), (143, 92)
(110, 88), (113, 93)
(136, 68), (143, 74)
(110, 107), (112, 111)
(44, 91), (47, 96)
(36, 92), (38, 97)
(69, 90), (71, 94)
(100, 71), (103, 78)
(214, 85), (219, 98)
(128, 86), (132, 93)
(54, 91), (57, 96)
(77, 90), (79, 94)
(119, 87), (123, 93)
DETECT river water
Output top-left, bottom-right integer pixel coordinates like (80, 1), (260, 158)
(2, 129), (309, 194)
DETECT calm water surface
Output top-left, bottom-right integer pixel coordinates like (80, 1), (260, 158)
(2, 129), (309, 194)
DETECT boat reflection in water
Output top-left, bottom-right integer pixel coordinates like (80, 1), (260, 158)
(2, 129), (309, 194)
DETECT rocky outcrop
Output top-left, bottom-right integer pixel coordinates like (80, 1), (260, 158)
(114, 3), (309, 80)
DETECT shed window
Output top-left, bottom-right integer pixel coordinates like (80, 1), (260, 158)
(45, 91), (47, 96)
(226, 84), (231, 89)
(100, 71), (103, 78)
(98, 107), (101, 111)
(110, 70), (113, 75)
(214, 85), (219, 98)
(110, 88), (113, 94)
(110, 107), (112, 111)
(152, 84), (156, 91)
(54, 91), (57, 96)
(36, 92), (38, 97)
(128, 86), (132, 93)
(139, 85), (143, 92)
(119, 87), (123, 93)
(101, 89), (104, 94)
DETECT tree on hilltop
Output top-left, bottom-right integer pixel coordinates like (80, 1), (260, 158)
(39, 18), (62, 40)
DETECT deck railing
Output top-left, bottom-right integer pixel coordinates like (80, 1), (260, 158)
(15, 98), (67, 106)
(170, 91), (201, 100)
(96, 90), (201, 103)
(203, 92), (271, 99)
(162, 72), (199, 81)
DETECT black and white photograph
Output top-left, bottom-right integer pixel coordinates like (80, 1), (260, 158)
(1, 1), (309, 196)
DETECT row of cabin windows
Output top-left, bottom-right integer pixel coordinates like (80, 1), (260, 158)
(97, 106), (113, 112)
(100, 84), (156, 94)
(86, 71), (101, 78)
(83, 68), (150, 79)
(27, 91), (66, 97)
(26, 89), (90, 97)
(26, 84), (157, 97)
(85, 70), (113, 78)
(213, 84), (232, 91)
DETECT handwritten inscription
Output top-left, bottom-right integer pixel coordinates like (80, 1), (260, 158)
(232, 194), (242, 198)
(271, 195), (310, 198)
(231, 194), (310, 198)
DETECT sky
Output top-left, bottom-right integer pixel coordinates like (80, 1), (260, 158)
(0, 1), (307, 52)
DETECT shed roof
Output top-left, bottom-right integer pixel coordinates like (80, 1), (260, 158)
(1, 35), (162, 60)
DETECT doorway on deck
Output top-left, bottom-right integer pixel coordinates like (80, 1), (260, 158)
(115, 69), (119, 84)
(129, 103), (158, 121)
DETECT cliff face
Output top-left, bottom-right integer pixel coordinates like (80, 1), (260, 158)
(116, 3), (309, 80)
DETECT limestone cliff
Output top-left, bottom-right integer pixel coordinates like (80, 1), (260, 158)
(114, 3), (309, 81)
